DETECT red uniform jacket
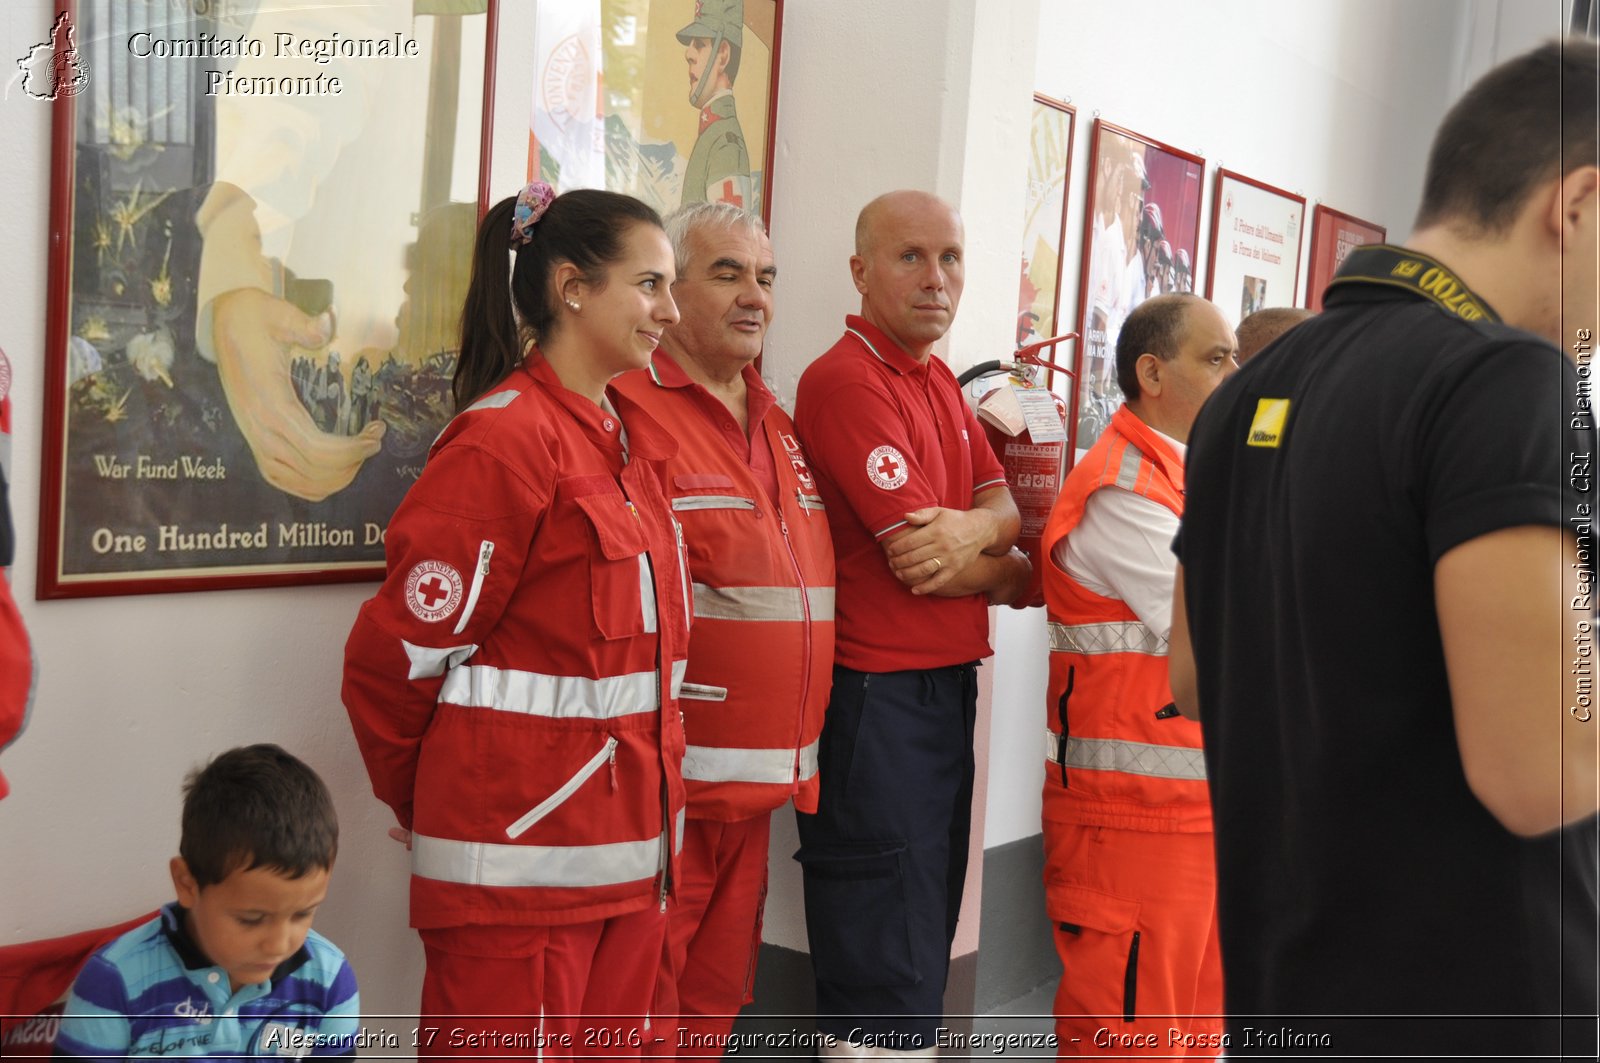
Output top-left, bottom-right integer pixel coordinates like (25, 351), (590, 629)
(1041, 405), (1211, 832)
(343, 355), (692, 928)
(613, 356), (835, 820)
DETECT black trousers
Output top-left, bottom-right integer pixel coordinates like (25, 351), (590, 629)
(795, 662), (979, 1047)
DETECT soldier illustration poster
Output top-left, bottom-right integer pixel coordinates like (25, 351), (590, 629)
(1073, 120), (1204, 457)
(39, 1), (491, 597)
(528, 0), (780, 219)
(1204, 169), (1306, 328)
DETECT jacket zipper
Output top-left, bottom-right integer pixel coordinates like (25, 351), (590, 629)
(451, 540), (495, 636)
(673, 517), (692, 631)
(504, 735), (618, 839)
(779, 516), (812, 792)
(671, 495), (757, 512)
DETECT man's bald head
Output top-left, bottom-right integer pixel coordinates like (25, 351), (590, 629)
(1235, 307), (1314, 364)
(849, 190), (966, 360)
(854, 190), (962, 258)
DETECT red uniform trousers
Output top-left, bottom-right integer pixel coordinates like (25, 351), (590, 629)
(1044, 823), (1222, 1057)
(418, 911), (667, 1061)
(649, 815), (771, 1059)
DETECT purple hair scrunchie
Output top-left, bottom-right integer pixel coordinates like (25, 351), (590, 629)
(510, 181), (557, 247)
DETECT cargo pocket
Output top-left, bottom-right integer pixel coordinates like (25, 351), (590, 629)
(574, 492), (651, 640)
(1048, 882), (1143, 1023)
(741, 864), (769, 1005)
(795, 842), (918, 987)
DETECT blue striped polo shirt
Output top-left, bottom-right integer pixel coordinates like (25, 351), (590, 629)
(53, 902), (359, 1059)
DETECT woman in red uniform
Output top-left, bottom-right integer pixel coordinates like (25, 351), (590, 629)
(342, 184), (691, 1056)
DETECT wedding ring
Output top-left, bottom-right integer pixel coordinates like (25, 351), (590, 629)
(930, 557), (943, 572)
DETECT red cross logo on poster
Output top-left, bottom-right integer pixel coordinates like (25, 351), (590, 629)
(866, 445), (909, 491)
(405, 559), (464, 623)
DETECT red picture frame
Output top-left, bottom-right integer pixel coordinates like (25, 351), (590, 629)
(1071, 119), (1205, 456)
(1017, 93), (1078, 362)
(1205, 169), (1307, 327)
(1304, 204), (1387, 312)
(38, 1), (501, 598)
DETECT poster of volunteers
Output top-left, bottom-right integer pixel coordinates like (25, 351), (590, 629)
(38, 0), (493, 598)
(528, 0), (781, 220)
(1205, 169), (1306, 328)
(1072, 120), (1205, 456)
(1305, 204), (1387, 312)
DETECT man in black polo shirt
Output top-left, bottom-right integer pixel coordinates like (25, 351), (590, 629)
(1170, 39), (1599, 1056)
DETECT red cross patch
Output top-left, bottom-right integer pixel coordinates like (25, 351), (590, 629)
(866, 445), (909, 491)
(404, 559), (464, 623)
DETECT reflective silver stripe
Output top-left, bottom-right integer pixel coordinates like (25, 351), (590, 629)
(440, 660), (686, 719)
(411, 831), (662, 888)
(680, 682), (729, 702)
(682, 735), (822, 785)
(463, 390), (519, 414)
(638, 554), (658, 634)
(1048, 620), (1168, 657)
(1114, 444), (1144, 491)
(1043, 729), (1207, 781)
(798, 494), (826, 512)
(672, 495), (756, 512)
(675, 807), (685, 854)
(402, 641), (479, 680)
(692, 584), (837, 623)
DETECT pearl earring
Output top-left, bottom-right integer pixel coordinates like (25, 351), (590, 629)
(565, 299), (581, 312)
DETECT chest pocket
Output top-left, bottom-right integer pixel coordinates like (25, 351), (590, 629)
(574, 491), (654, 641)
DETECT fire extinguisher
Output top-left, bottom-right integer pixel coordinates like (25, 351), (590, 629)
(957, 334), (1077, 609)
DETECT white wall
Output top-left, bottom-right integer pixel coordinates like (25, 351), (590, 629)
(0, 0), (1569, 1037)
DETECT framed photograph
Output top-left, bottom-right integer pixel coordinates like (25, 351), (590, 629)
(38, 0), (497, 599)
(1305, 204), (1387, 311)
(1205, 169), (1306, 328)
(525, 0), (783, 221)
(1072, 120), (1205, 455)
(1017, 94), (1077, 355)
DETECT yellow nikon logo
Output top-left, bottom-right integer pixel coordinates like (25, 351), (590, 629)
(1247, 398), (1291, 448)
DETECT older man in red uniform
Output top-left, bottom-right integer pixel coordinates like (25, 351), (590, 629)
(614, 203), (834, 1054)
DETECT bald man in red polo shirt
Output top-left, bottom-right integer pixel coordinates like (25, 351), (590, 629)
(793, 190), (1032, 1057)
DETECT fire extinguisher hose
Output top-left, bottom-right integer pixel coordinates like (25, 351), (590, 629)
(955, 360), (1008, 387)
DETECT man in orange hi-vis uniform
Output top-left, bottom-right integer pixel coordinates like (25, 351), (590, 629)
(1040, 294), (1236, 1055)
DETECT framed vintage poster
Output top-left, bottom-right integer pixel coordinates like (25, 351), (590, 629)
(1205, 169), (1306, 328)
(1017, 94), (1077, 357)
(1305, 204), (1387, 311)
(38, 1), (498, 598)
(1072, 119), (1205, 455)
(526, 0), (783, 221)
(1017, 95), (1081, 352)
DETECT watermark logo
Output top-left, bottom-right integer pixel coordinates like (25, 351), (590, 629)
(14, 12), (90, 101)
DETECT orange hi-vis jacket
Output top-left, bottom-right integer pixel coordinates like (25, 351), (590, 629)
(1041, 404), (1211, 833)
(613, 358), (835, 820)
(343, 355), (692, 929)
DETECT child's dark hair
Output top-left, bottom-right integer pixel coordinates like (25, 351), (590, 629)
(179, 744), (339, 887)
(453, 187), (665, 410)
